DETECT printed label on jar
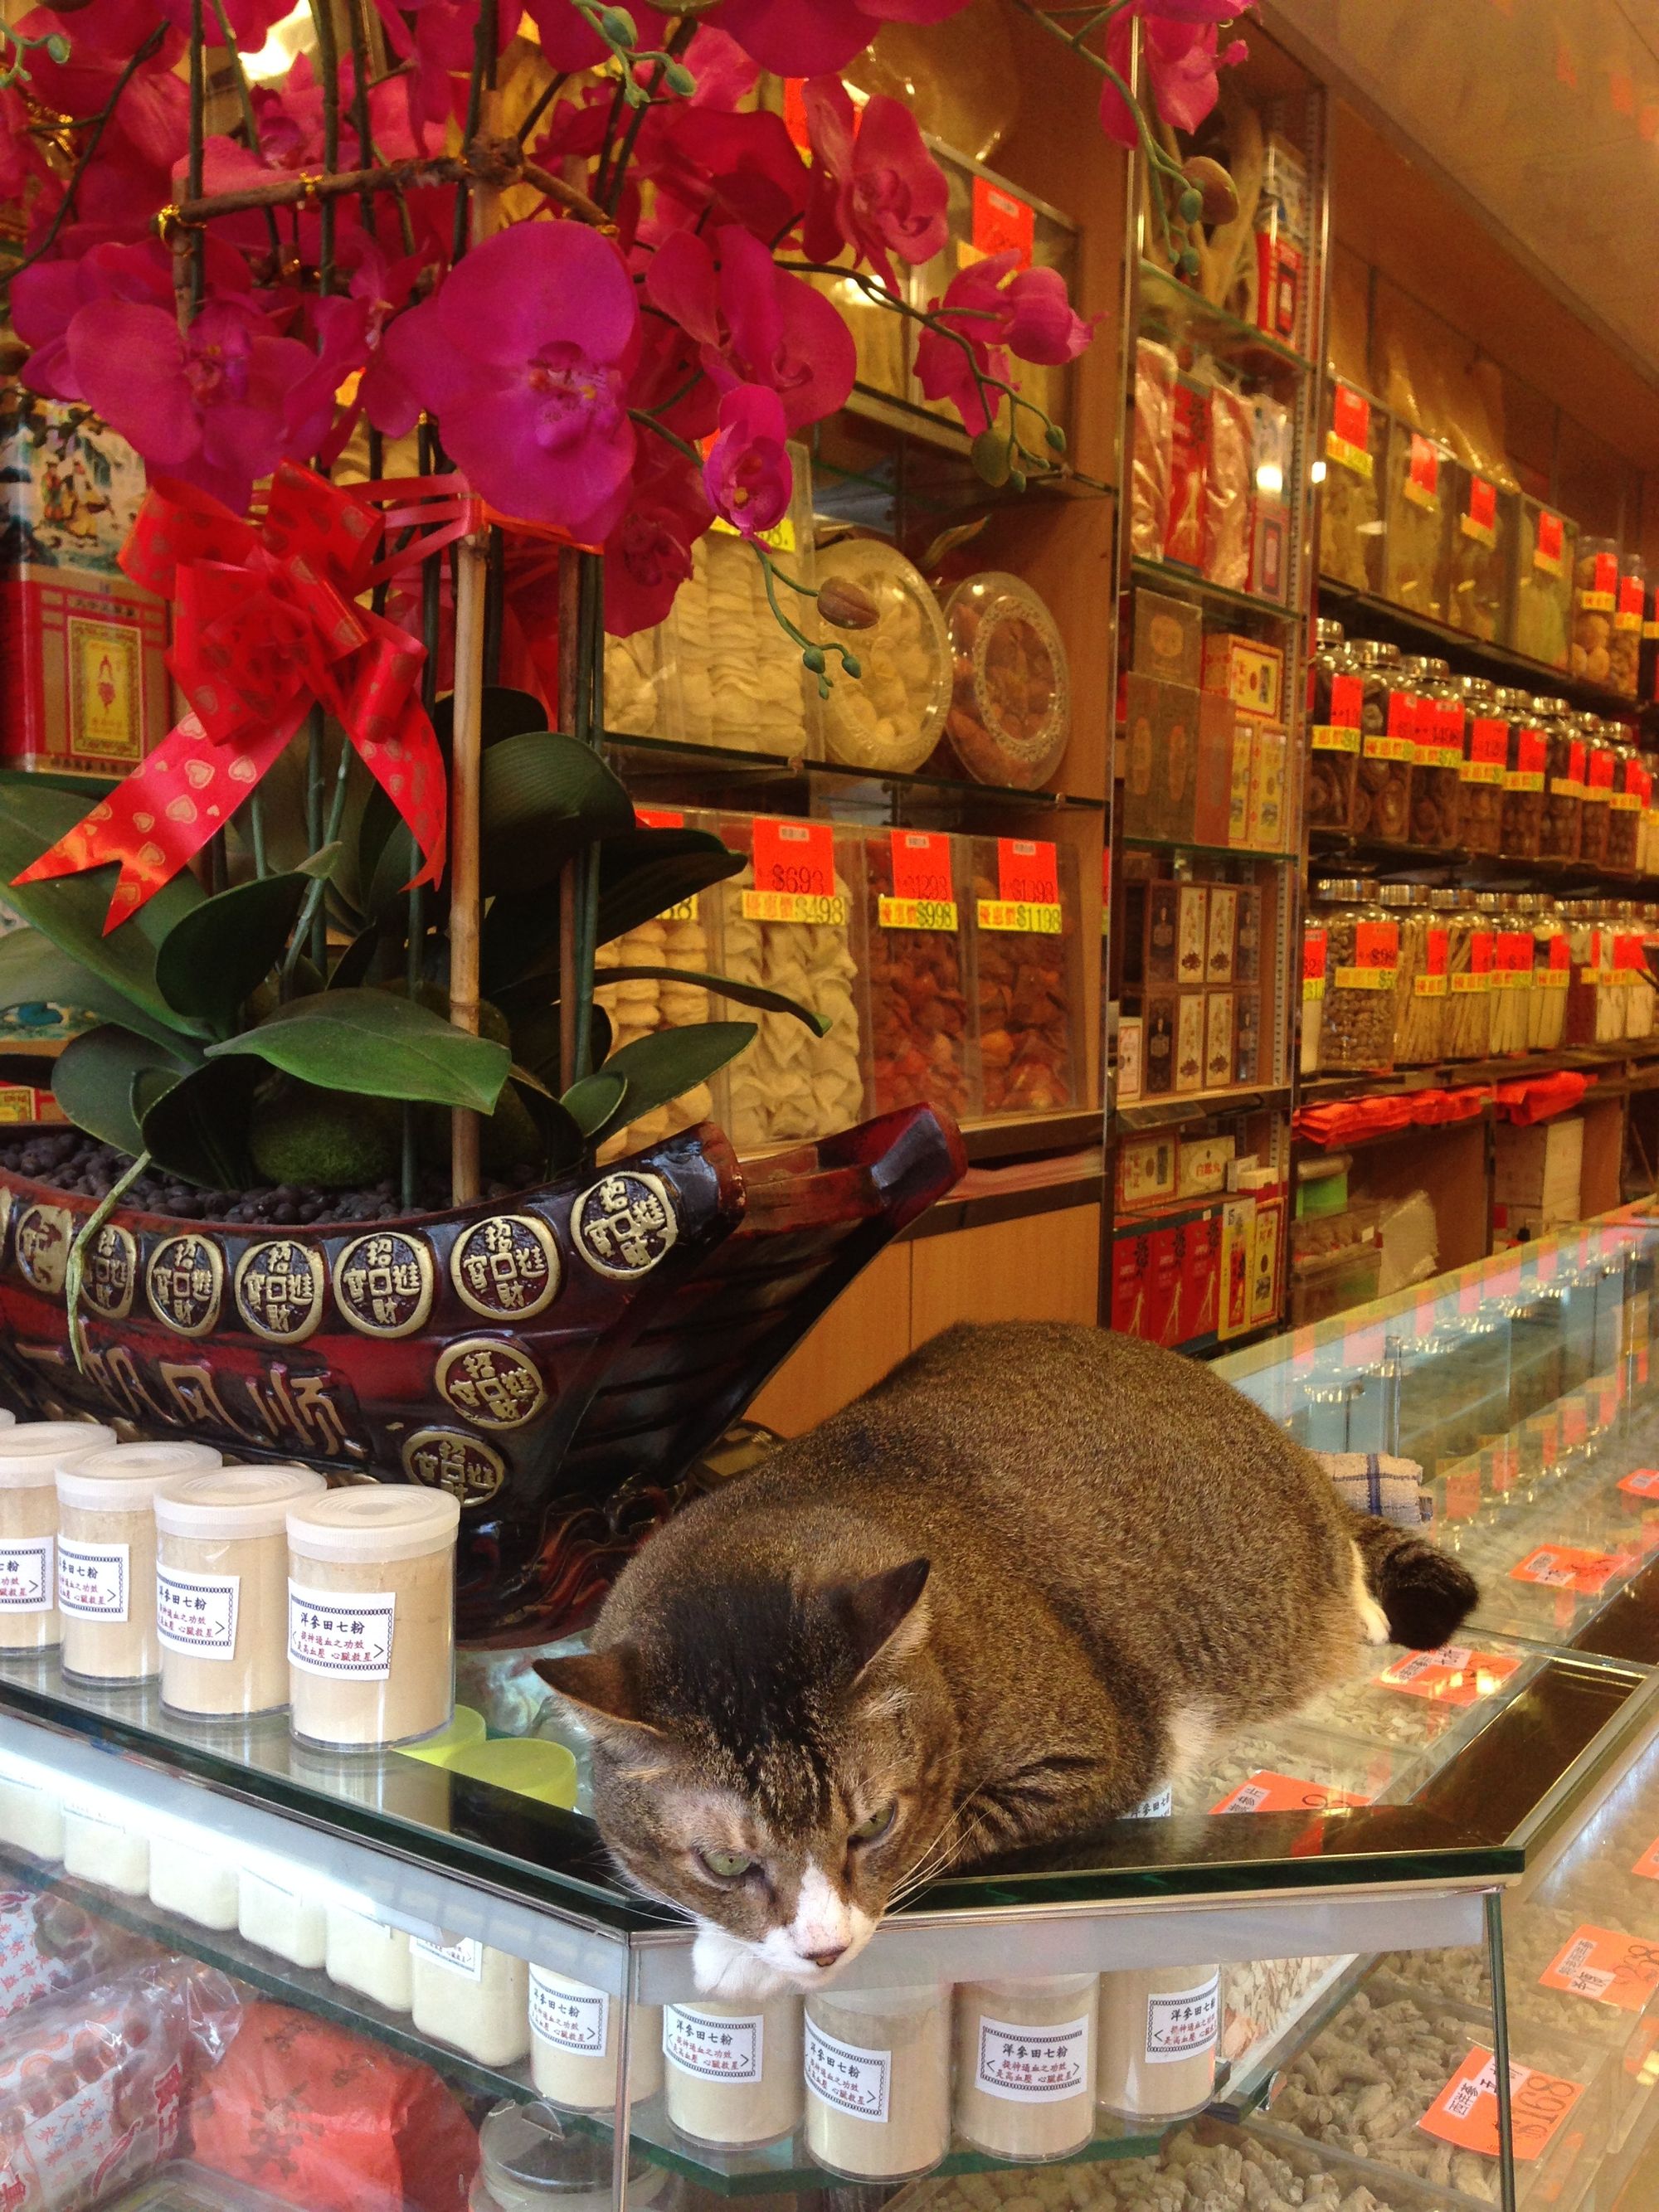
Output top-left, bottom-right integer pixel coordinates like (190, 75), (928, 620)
(1311, 724), (1360, 753)
(975, 2010), (1091, 2102)
(805, 2014), (892, 2122)
(530, 1971), (608, 2051)
(1146, 1972), (1219, 2064)
(412, 1933), (484, 1981)
(156, 1567), (239, 1660)
(747, 819), (843, 926)
(0, 1536), (52, 1611)
(1618, 576), (1645, 629)
(1535, 509), (1564, 574)
(664, 2004), (763, 2081)
(1462, 720), (1507, 784)
(287, 1582), (395, 1678)
(56, 1539), (128, 1621)
(1302, 929), (1328, 1004)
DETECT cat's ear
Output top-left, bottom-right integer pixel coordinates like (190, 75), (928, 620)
(535, 1646), (663, 1737)
(828, 1558), (932, 1682)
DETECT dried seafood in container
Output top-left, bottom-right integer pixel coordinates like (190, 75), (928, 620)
(1573, 539), (1620, 688)
(1312, 879), (1397, 1074)
(1618, 905), (1653, 1042)
(1384, 884), (1447, 1067)
(1444, 893), (1494, 1062)
(1447, 464), (1511, 642)
(1457, 678), (1506, 857)
(1382, 425), (1452, 620)
(864, 829), (976, 1119)
(664, 526), (822, 756)
(1403, 654), (1460, 850)
(1202, 374), (1253, 591)
(1353, 641), (1413, 845)
(1608, 737), (1643, 875)
(1501, 692), (1547, 860)
(941, 571), (1071, 790)
(815, 538), (951, 774)
(1319, 378), (1386, 591)
(1512, 498), (1575, 669)
(604, 630), (664, 737)
(971, 834), (1080, 1116)
(1306, 618), (1360, 831)
(1529, 901), (1569, 1049)
(1130, 338), (1177, 560)
(1613, 554), (1646, 696)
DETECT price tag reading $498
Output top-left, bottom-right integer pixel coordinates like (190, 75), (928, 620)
(879, 830), (957, 931)
(978, 838), (1062, 935)
(743, 819), (846, 926)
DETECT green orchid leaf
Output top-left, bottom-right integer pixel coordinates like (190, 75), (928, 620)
(0, 782), (209, 1038)
(297, 840), (345, 881)
(586, 1022), (754, 1146)
(139, 1057), (262, 1190)
(0, 769), (121, 804)
(154, 872), (312, 1037)
(479, 731), (636, 895)
(52, 1025), (192, 1158)
(328, 925), (384, 990)
(0, 926), (180, 1052)
(205, 987), (512, 1112)
(504, 1077), (589, 1174)
(600, 967), (830, 1036)
(560, 1069), (627, 1139)
(480, 828), (742, 994)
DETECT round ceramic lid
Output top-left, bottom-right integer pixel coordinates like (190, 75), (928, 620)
(815, 538), (951, 775)
(942, 571), (1071, 790)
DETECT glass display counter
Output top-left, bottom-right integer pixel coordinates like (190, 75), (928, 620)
(7, 1204), (1659, 2212)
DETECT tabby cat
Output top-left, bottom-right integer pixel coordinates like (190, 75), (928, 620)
(539, 1322), (1477, 1998)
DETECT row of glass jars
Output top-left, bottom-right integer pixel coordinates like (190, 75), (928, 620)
(1306, 623), (1653, 868)
(1303, 881), (1659, 1074)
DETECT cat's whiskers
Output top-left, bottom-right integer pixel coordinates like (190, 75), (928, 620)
(888, 1791), (987, 1906)
(607, 1850), (698, 1923)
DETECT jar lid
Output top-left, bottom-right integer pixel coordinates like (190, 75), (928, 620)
(1495, 688), (1531, 710)
(1376, 882), (1417, 906)
(815, 537), (951, 775)
(288, 1483), (460, 1563)
(1456, 675), (1494, 699)
(1315, 618), (1345, 644)
(1428, 887), (1459, 908)
(477, 2102), (653, 2200)
(1532, 696), (1567, 715)
(157, 1462), (328, 1539)
(1313, 878), (1372, 900)
(0, 1421), (117, 1490)
(56, 1437), (221, 1510)
(941, 571), (1071, 790)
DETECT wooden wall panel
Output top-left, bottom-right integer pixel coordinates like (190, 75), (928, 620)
(745, 1245), (912, 1437)
(909, 1206), (1101, 1340)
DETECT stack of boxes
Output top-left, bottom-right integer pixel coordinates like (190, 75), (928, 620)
(1110, 1149), (1284, 1349)
(1119, 878), (1264, 1101)
(1493, 1118), (1586, 1247)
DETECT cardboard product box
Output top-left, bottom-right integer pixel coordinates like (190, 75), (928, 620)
(1193, 691), (1238, 845)
(1176, 882), (1208, 988)
(1206, 885), (1239, 984)
(0, 1084), (66, 1125)
(1117, 1130), (1177, 1211)
(1141, 990), (1176, 1095)
(1177, 1133), (1235, 1198)
(1494, 1117), (1584, 1222)
(1131, 878), (1179, 985)
(1121, 671), (1160, 839)
(1234, 992), (1262, 1087)
(1117, 1014), (1143, 1103)
(1219, 1197), (1256, 1337)
(1249, 1195), (1284, 1329)
(1, 395), (172, 775)
(1227, 726), (1256, 847)
(1111, 1224), (1152, 1336)
(1204, 988), (1235, 1090)
(1110, 1203), (1219, 1349)
(1184, 1208), (1222, 1340)
(1132, 587), (1203, 686)
(1254, 133), (1308, 350)
(1175, 991), (1205, 1094)
(1246, 725), (1288, 851)
(1235, 886), (1262, 983)
(1122, 673), (1199, 843)
(1202, 632), (1285, 723)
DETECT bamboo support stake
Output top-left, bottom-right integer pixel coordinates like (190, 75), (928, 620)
(449, 527), (489, 1206)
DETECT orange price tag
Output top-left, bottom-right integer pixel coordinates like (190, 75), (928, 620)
(1462, 475), (1498, 547)
(1632, 1832), (1659, 1880)
(1540, 1926), (1659, 2011)
(746, 818), (845, 924)
(1209, 1769), (1371, 1816)
(1510, 1544), (1621, 1594)
(1620, 1468), (1659, 1498)
(1404, 432), (1439, 508)
(1374, 1646), (1520, 1708)
(971, 177), (1034, 265)
(1326, 383), (1373, 476)
(882, 829), (957, 931)
(1535, 509), (1564, 575)
(979, 838), (1062, 934)
(1418, 2046), (1586, 2163)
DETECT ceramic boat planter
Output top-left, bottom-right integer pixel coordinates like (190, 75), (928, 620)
(0, 1103), (964, 1639)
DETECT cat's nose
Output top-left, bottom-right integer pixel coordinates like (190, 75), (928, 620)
(803, 1943), (849, 1970)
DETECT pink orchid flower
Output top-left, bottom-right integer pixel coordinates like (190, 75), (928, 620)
(801, 76), (949, 294)
(13, 236), (247, 399)
(603, 448), (713, 635)
(66, 291), (316, 513)
(637, 103), (808, 248)
(914, 249), (1092, 436)
(1099, 2), (1253, 145)
(645, 223), (854, 433)
(718, 0), (973, 78)
(703, 383), (792, 537)
(369, 219), (640, 539)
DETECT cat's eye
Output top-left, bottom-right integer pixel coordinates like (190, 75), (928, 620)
(849, 1801), (897, 1845)
(697, 1848), (755, 1881)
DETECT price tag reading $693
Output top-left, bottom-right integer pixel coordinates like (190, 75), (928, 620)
(743, 819), (846, 926)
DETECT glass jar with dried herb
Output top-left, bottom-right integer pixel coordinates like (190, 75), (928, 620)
(1353, 641), (1413, 846)
(1457, 677), (1506, 858)
(1314, 878), (1398, 1073)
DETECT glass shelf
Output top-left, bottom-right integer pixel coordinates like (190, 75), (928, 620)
(601, 734), (1107, 815)
(1121, 833), (1298, 863)
(1131, 554), (1304, 627)
(1138, 258), (1316, 384)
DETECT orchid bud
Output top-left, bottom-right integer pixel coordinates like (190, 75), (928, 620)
(816, 576), (880, 631)
(1045, 423), (1067, 454)
(971, 430), (1013, 488)
(600, 6), (637, 46)
(1181, 155), (1238, 226)
(663, 58), (696, 95)
(802, 644), (828, 675)
(841, 652), (863, 679)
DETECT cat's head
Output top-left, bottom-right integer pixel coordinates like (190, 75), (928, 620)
(538, 1558), (957, 1998)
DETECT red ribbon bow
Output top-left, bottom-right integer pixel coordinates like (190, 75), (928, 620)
(15, 461), (477, 932)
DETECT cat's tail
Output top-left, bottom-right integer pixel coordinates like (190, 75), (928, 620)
(1350, 1517), (1479, 1649)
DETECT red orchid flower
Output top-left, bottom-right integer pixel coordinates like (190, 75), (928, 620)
(914, 248), (1092, 436)
(603, 446), (713, 636)
(1098, 2), (1253, 145)
(801, 75), (949, 294)
(636, 103), (809, 249)
(13, 236), (248, 401)
(703, 383), (793, 537)
(718, 0), (974, 78)
(645, 223), (854, 434)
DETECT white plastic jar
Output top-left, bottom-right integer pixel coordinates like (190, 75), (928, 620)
(148, 1818), (241, 1931)
(663, 1995), (804, 2147)
(805, 1983), (951, 2180)
(953, 1974), (1099, 2161)
(155, 1462), (325, 1718)
(61, 1789), (150, 1897)
(1097, 1965), (1219, 2122)
(0, 1422), (114, 1652)
(240, 1851), (328, 1967)
(287, 1485), (459, 1749)
(56, 1440), (221, 1684)
(411, 1936), (531, 2068)
(326, 1903), (414, 2012)
(529, 1967), (664, 2112)
(470, 2100), (665, 2212)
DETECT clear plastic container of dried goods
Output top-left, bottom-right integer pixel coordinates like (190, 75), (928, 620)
(1613, 552), (1647, 697)
(1564, 902), (1621, 1047)
(815, 538), (951, 774)
(604, 629), (668, 738)
(1457, 676), (1507, 857)
(1579, 718), (1616, 869)
(1573, 537), (1622, 690)
(1446, 891), (1496, 1062)
(1539, 697), (1584, 862)
(1403, 654), (1462, 851)
(1131, 338), (1177, 561)
(1382, 422), (1453, 620)
(1180, 1719), (1428, 1818)
(1306, 617), (1361, 833)
(1352, 640), (1413, 846)
(711, 814), (868, 1150)
(941, 571), (1071, 790)
(1382, 882), (1446, 1067)
(1530, 897), (1569, 1048)
(1313, 878), (1398, 1074)
(1608, 736), (1643, 876)
(863, 829), (980, 1121)
(1319, 376), (1387, 591)
(1447, 462), (1513, 642)
(1490, 893), (1534, 1056)
(968, 834), (1083, 1116)
(1501, 688), (1548, 861)
(1203, 372), (1255, 593)
(1512, 497), (1576, 669)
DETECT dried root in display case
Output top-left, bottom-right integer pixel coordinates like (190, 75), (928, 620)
(1204, 377), (1253, 591)
(1223, 1953), (1354, 2068)
(1320, 382), (1386, 592)
(1382, 430), (1452, 620)
(603, 632), (663, 737)
(1448, 469), (1509, 643)
(1513, 503), (1574, 669)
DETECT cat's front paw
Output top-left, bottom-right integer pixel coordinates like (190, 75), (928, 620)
(692, 1922), (795, 2001)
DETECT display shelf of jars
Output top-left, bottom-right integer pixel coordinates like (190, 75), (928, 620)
(1306, 824), (1642, 891)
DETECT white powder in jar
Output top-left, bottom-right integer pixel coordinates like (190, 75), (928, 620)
(528, 1966), (664, 2111)
(953, 1974), (1099, 2161)
(0, 1423), (113, 1651)
(287, 1485), (460, 1749)
(56, 1440), (221, 1684)
(411, 1935), (531, 2067)
(0, 1756), (62, 1859)
(62, 1794), (150, 1896)
(327, 1903), (413, 2011)
(241, 1855), (328, 1966)
(155, 1463), (325, 1718)
(805, 1983), (951, 2180)
(148, 1821), (241, 1930)
(1097, 1965), (1219, 2121)
(663, 1996), (804, 2146)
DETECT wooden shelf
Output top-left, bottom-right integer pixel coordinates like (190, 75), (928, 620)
(1297, 1040), (1659, 1111)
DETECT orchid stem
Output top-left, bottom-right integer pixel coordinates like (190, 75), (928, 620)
(309, 0), (340, 294)
(64, 1153), (151, 1374)
(207, 0), (285, 261)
